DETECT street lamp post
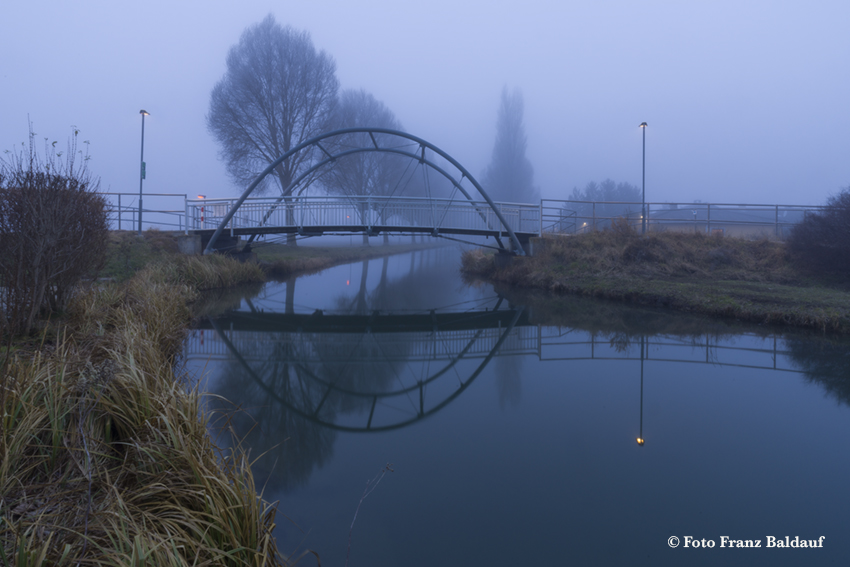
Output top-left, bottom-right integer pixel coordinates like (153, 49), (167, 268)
(138, 110), (150, 235)
(640, 122), (647, 235)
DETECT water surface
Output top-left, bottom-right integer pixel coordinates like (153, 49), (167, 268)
(185, 247), (850, 566)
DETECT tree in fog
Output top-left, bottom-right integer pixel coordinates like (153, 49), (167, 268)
(323, 89), (421, 242)
(323, 89), (407, 199)
(207, 14), (339, 243)
(568, 179), (639, 203)
(564, 179), (642, 232)
(481, 86), (538, 204)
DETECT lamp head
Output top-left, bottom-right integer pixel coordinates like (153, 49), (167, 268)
(636, 437), (645, 446)
(140, 110), (150, 116)
(639, 122), (647, 128)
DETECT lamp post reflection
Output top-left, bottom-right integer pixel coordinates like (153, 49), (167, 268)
(636, 334), (646, 446)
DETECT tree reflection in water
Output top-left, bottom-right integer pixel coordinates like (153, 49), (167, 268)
(786, 336), (850, 407)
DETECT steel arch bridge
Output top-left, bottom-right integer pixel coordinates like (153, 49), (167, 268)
(195, 128), (539, 255)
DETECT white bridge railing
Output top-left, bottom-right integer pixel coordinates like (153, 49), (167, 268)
(185, 195), (541, 236)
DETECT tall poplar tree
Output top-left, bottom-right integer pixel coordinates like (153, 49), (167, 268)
(481, 86), (538, 203)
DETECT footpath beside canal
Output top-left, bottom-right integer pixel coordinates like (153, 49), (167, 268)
(462, 230), (850, 333)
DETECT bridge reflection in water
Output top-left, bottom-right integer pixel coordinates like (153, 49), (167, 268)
(184, 291), (848, 493)
(186, 308), (804, 425)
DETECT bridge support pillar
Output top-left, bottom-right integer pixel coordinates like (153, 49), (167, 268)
(511, 234), (533, 256)
(527, 236), (553, 257)
(178, 234), (203, 255)
(494, 251), (514, 269)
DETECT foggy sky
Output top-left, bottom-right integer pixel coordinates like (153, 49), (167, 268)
(2, 0), (848, 206)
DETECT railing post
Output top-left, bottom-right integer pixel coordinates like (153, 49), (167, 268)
(646, 203), (651, 233)
(118, 194), (122, 231)
(707, 203), (711, 234)
(592, 202), (596, 232)
(539, 200), (543, 236)
(184, 197), (189, 235)
(775, 205), (779, 238)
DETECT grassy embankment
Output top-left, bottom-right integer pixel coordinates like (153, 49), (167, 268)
(2, 230), (438, 564)
(102, 230), (442, 282)
(1, 253), (284, 565)
(462, 228), (850, 333)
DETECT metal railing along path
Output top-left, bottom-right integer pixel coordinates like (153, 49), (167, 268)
(102, 192), (188, 232)
(541, 199), (824, 239)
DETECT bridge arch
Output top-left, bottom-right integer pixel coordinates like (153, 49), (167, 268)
(203, 127), (528, 255)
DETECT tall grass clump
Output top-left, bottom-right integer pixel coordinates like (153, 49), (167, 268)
(148, 254), (266, 290)
(1, 259), (286, 565)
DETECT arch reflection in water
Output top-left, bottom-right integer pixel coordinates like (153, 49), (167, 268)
(186, 295), (845, 493)
(189, 294), (530, 490)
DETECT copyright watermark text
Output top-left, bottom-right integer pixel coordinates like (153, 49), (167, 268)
(668, 536), (825, 549)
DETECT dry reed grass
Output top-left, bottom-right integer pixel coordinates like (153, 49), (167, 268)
(1, 255), (287, 565)
(148, 254), (266, 291)
(462, 229), (850, 333)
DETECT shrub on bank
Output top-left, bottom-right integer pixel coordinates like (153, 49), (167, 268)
(0, 128), (109, 335)
(787, 187), (850, 278)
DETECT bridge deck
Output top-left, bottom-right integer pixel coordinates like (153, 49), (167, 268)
(190, 224), (538, 241)
(186, 195), (541, 247)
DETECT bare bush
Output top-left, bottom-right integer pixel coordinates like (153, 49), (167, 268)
(0, 127), (109, 335)
(787, 187), (850, 277)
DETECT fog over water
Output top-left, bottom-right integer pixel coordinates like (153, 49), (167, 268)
(2, 0), (848, 206)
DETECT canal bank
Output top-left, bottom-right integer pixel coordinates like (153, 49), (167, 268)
(2, 240), (442, 565)
(102, 229), (446, 282)
(462, 231), (850, 333)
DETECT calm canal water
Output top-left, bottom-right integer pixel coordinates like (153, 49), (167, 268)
(184, 246), (850, 566)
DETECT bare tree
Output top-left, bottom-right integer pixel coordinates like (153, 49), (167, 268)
(569, 179), (641, 203)
(481, 86), (538, 204)
(322, 89), (412, 243)
(0, 127), (108, 335)
(207, 14), (339, 244)
(565, 179), (642, 232)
